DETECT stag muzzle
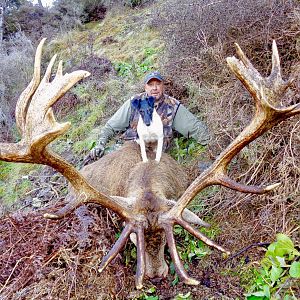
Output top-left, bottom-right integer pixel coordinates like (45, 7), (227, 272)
(130, 229), (168, 279)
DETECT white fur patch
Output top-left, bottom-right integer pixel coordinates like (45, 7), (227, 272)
(136, 109), (164, 162)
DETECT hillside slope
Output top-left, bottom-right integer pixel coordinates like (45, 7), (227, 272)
(0, 1), (299, 299)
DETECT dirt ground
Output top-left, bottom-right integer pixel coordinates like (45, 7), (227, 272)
(1, 199), (289, 300)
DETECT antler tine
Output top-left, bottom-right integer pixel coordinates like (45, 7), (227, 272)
(135, 226), (146, 289)
(98, 223), (147, 290)
(98, 223), (133, 273)
(164, 40), (300, 219)
(15, 38), (45, 134)
(41, 53), (57, 84)
(234, 42), (257, 74)
(56, 60), (63, 78)
(175, 218), (230, 254)
(163, 224), (199, 285)
(218, 175), (281, 194)
(270, 40), (281, 78)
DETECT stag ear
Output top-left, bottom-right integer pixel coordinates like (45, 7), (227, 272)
(147, 96), (155, 107)
(166, 200), (210, 227)
(131, 98), (140, 109)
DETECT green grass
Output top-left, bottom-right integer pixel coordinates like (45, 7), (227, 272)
(174, 224), (212, 263)
(170, 137), (207, 164)
(113, 45), (163, 81)
(0, 161), (40, 204)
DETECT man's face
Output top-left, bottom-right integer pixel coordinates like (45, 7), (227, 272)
(144, 79), (164, 100)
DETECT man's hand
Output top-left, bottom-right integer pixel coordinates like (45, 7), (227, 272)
(82, 143), (105, 166)
(90, 144), (105, 160)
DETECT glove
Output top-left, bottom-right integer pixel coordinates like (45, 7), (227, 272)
(82, 124), (113, 166)
(89, 143), (105, 160)
(82, 143), (105, 166)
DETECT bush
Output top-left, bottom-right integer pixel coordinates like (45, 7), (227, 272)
(153, 0), (299, 85)
(0, 32), (34, 140)
(246, 234), (300, 299)
(4, 0), (107, 42)
(4, 2), (52, 41)
(103, 0), (151, 9)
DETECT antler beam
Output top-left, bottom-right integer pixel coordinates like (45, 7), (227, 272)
(0, 39), (133, 220)
(158, 41), (299, 284)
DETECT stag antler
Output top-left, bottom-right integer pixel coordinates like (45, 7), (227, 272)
(1, 40), (299, 289)
(158, 41), (300, 284)
(0, 39), (134, 219)
(0, 39), (153, 289)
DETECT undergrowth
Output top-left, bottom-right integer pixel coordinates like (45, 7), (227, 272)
(170, 137), (207, 164)
(246, 234), (300, 299)
(0, 162), (40, 206)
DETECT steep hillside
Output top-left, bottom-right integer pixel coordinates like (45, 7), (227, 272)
(0, 4), (163, 212)
(0, 1), (299, 299)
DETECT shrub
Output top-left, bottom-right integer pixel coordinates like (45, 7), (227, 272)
(153, 0), (299, 85)
(0, 32), (34, 140)
(3, 0), (107, 42)
(104, 0), (151, 9)
(4, 2), (51, 41)
(246, 233), (300, 299)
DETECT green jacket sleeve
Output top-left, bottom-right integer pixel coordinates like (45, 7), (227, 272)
(173, 104), (211, 145)
(97, 99), (132, 145)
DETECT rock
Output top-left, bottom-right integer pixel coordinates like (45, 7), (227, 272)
(31, 197), (43, 208)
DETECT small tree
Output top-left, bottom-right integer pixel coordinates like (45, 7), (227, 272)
(0, 0), (24, 43)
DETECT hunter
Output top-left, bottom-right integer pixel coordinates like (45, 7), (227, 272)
(86, 71), (211, 161)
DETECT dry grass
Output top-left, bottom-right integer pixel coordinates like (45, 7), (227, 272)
(151, 0), (300, 249)
(0, 204), (135, 300)
(153, 0), (300, 81)
(0, 1), (299, 298)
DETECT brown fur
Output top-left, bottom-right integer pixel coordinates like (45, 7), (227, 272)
(80, 141), (188, 200)
(78, 141), (189, 278)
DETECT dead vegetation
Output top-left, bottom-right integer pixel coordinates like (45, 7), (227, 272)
(0, 0), (299, 299)
(0, 205), (135, 299)
(153, 0), (300, 245)
(153, 0), (299, 81)
(0, 205), (246, 299)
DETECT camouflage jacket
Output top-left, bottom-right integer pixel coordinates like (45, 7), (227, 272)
(97, 93), (211, 150)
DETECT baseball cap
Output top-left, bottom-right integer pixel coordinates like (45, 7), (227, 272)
(144, 71), (164, 84)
